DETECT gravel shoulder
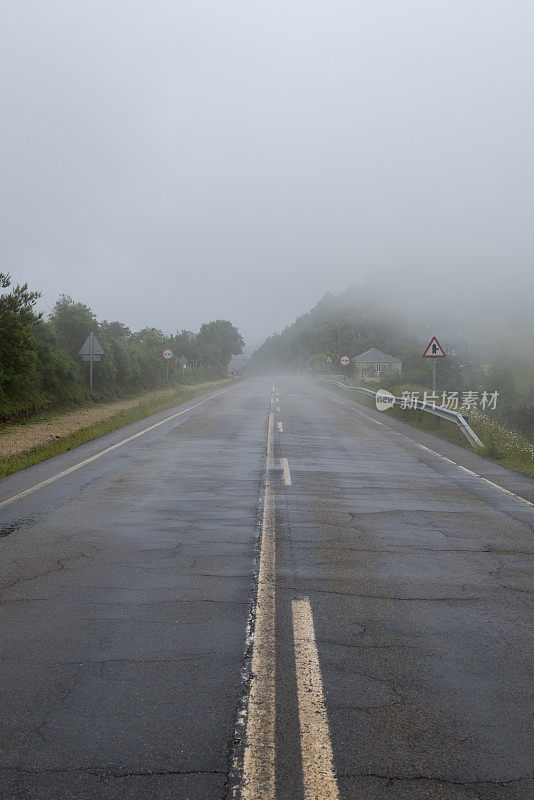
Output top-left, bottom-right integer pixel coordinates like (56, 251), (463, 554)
(0, 384), (218, 457)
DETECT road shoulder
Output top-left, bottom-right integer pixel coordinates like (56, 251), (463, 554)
(316, 383), (534, 504)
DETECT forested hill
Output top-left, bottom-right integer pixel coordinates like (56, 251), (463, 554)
(0, 273), (243, 423)
(248, 287), (428, 379)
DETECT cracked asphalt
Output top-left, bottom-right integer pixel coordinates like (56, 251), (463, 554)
(0, 378), (532, 800)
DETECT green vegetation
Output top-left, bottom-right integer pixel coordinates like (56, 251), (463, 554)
(469, 408), (534, 476)
(0, 380), (235, 479)
(0, 272), (244, 424)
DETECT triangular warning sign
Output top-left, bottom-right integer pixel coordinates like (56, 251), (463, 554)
(79, 333), (105, 356)
(423, 336), (446, 358)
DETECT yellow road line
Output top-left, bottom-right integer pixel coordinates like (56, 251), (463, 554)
(0, 385), (236, 510)
(292, 597), (340, 800)
(242, 407), (276, 800)
(281, 457), (292, 485)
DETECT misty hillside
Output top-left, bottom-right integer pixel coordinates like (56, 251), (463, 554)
(249, 286), (459, 386)
(248, 282), (534, 418)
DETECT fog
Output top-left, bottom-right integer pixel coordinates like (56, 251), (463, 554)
(1, 1), (532, 346)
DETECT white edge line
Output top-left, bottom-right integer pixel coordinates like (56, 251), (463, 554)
(316, 386), (533, 507)
(0, 385), (236, 509)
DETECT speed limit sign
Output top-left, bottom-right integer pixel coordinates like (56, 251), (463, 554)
(339, 355), (351, 367)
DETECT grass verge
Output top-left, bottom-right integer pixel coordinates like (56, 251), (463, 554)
(325, 383), (534, 478)
(0, 379), (235, 479)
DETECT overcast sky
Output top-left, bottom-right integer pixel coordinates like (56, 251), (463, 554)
(1, 1), (532, 345)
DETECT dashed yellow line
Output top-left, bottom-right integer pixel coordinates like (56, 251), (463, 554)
(281, 457), (292, 486)
(241, 387), (340, 799)
(292, 598), (340, 800)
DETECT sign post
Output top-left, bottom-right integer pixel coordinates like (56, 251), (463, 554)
(339, 354), (351, 385)
(79, 332), (105, 391)
(178, 355), (187, 381)
(162, 348), (174, 383)
(423, 336), (446, 428)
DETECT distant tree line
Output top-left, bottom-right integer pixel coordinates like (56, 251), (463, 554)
(0, 273), (244, 423)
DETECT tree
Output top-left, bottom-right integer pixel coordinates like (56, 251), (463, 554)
(100, 320), (131, 340)
(0, 273), (41, 395)
(169, 331), (199, 366)
(33, 320), (84, 399)
(49, 294), (97, 357)
(197, 320), (244, 369)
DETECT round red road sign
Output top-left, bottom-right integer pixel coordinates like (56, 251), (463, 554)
(162, 349), (174, 360)
(339, 355), (351, 367)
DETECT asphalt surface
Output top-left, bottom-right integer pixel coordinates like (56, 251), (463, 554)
(0, 378), (532, 800)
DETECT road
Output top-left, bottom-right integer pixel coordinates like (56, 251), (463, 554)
(0, 378), (532, 800)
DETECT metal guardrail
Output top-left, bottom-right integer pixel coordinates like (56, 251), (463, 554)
(319, 380), (483, 448)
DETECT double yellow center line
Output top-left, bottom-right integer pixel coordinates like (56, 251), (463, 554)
(239, 388), (340, 800)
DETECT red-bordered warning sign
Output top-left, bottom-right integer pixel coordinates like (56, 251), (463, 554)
(423, 337), (446, 358)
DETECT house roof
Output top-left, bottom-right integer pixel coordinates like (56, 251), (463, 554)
(354, 348), (400, 363)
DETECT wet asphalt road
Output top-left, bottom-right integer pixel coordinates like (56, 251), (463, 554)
(0, 378), (532, 800)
